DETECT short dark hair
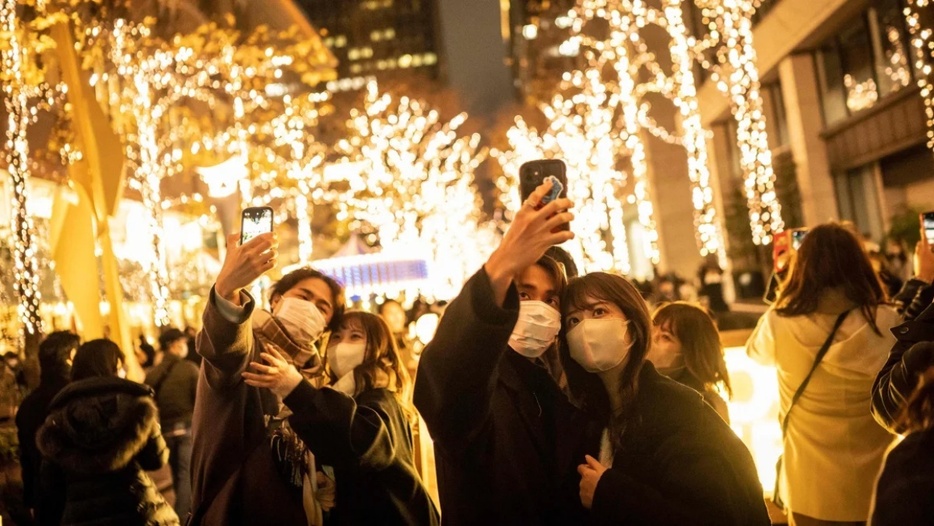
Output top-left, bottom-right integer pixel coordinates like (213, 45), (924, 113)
(545, 246), (579, 279)
(39, 331), (80, 383)
(71, 339), (124, 381)
(158, 328), (187, 351)
(271, 267), (346, 332)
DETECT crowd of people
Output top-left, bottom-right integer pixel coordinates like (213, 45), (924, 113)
(1, 179), (933, 525)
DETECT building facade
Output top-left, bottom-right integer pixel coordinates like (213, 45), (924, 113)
(701, 0), (934, 247)
(295, 0), (442, 91)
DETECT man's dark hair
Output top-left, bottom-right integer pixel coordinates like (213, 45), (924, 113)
(545, 246), (579, 279)
(158, 328), (187, 351)
(271, 267), (346, 332)
(38, 331), (80, 383)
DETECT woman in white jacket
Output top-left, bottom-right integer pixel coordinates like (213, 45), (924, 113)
(746, 223), (898, 526)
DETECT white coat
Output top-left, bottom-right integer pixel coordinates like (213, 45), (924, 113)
(747, 305), (899, 521)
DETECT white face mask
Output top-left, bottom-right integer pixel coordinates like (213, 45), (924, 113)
(567, 318), (633, 373)
(274, 297), (328, 347)
(327, 342), (367, 378)
(509, 301), (561, 358)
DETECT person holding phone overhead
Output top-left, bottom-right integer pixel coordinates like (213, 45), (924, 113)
(189, 224), (346, 526)
(415, 177), (595, 525)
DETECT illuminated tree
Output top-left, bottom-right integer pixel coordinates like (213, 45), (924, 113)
(334, 81), (496, 299)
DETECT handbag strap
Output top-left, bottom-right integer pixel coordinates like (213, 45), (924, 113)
(780, 309), (851, 435)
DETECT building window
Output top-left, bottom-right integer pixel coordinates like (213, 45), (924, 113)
(834, 165), (885, 241)
(813, 0), (915, 126)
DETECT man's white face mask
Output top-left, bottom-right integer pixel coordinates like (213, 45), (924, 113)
(508, 301), (561, 358)
(274, 297), (327, 347)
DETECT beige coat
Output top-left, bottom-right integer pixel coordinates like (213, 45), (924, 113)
(747, 306), (899, 521)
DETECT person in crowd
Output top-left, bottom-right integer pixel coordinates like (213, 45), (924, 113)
(189, 232), (345, 526)
(415, 180), (596, 525)
(560, 272), (768, 525)
(697, 255), (730, 313)
(379, 299), (415, 369)
(16, 331), (79, 520)
(36, 338), (178, 526)
(883, 238), (911, 284)
(650, 302), (732, 423)
(872, 230), (934, 432)
(145, 328), (199, 519)
(241, 310), (439, 525)
(183, 326), (201, 366)
(138, 334), (157, 369)
(870, 364), (934, 526)
(746, 222), (899, 526)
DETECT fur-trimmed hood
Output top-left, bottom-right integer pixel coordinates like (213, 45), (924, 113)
(37, 377), (160, 474)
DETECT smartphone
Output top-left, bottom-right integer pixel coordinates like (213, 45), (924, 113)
(240, 206), (273, 245)
(923, 211), (934, 246)
(791, 228), (808, 251)
(519, 159), (570, 230)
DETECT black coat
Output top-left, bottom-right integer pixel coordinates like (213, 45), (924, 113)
(871, 426), (934, 525)
(283, 382), (439, 526)
(414, 269), (594, 526)
(36, 377), (179, 526)
(15, 377), (68, 510)
(589, 365), (770, 525)
(872, 301), (934, 433)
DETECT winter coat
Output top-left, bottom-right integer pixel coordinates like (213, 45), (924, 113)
(284, 382), (439, 525)
(871, 427), (934, 525)
(872, 301), (934, 433)
(144, 352), (198, 428)
(414, 268), (595, 526)
(588, 364), (769, 526)
(189, 289), (326, 526)
(36, 376), (178, 526)
(747, 306), (899, 520)
(16, 377), (68, 510)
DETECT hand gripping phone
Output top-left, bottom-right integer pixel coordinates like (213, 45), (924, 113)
(922, 211), (934, 247)
(240, 206), (274, 245)
(519, 159), (570, 231)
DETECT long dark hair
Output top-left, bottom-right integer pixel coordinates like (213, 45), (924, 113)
(271, 267), (346, 332)
(71, 339), (124, 381)
(332, 311), (414, 420)
(559, 272), (652, 441)
(652, 302), (732, 398)
(776, 223), (887, 334)
(897, 365), (934, 433)
(39, 331), (80, 383)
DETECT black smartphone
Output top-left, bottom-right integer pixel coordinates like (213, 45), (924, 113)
(519, 159), (570, 230)
(922, 211), (934, 247)
(240, 206), (273, 245)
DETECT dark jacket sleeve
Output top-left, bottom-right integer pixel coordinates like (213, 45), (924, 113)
(284, 382), (403, 470)
(197, 287), (256, 390)
(590, 440), (765, 526)
(137, 414), (171, 471)
(412, 268), (520, 449)
(893, 279), (934, 321)
(872, 302), (934, 432)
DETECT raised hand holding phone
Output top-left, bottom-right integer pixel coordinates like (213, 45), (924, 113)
(215, 227), (278, 306)
(486, 178), (575, 306)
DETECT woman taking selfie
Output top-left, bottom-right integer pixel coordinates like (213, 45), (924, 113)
(242, 310), (439, 525)
(746, 222), (899, 526)
(560, 272), (768, 525)
(650, 302), (732, 423)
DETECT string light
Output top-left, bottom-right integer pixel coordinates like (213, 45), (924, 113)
(2, 0), (44, 340)
(696, 0), (784, 244)
(904, 0), (934, 150)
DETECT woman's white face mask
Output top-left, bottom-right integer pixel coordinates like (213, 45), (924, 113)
(567, 318), (633, 373)
(327, 342), (367, 378)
